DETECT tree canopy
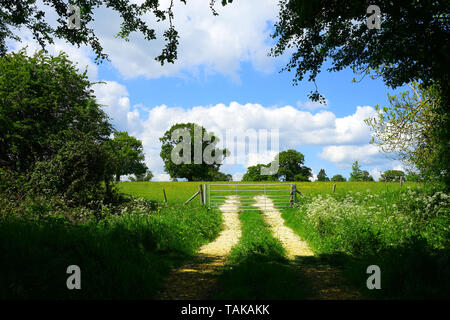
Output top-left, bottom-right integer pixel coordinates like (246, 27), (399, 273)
(380, 170), (405, 182)
(0, 49), (118, 204)
(275, 149), (312, 181)
(366, 82), (449, 186)
(130, 170), (154, 182)
(0, 49), (112, 172)
(159, 123), (229, 181)
(317, 169), (330, 182)
(0, 0), (189, 64)
(270, 0), (450, 101)
(242, 164), (278, 182)
(242, 149), (312, 182)
(107, 131), (147, 182)
(331, 174), (347, 182)
(349, 161), (374, 182)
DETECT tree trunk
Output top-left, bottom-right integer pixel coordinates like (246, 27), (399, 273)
(115, 174), (120, 182)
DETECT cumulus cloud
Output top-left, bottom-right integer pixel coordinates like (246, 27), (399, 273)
(90, 0), (281, 80)
(7, 0), (283, 82)
(296, 99), (329, 110)
(93, 81), (385, 180)
(318, 144), (384, 166)
(7, 28), (99, 80)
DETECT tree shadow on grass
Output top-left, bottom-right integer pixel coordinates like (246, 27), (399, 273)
(211, 255), (314, 300)
(293, 238), (450, 300)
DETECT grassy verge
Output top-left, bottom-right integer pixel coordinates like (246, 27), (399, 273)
(212, 210), (312, 299)
(282, 185), (450, 299)
(0, 202), (222, 299)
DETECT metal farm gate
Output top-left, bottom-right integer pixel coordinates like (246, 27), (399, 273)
(207, 184), (296, 211)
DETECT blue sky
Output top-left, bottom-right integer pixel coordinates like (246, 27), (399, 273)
(9, 0), (408, 181)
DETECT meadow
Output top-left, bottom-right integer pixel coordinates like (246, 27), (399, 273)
(117, 181), (419, 204)
(1, 180), (448, 299)
(119, 180), (449, 299)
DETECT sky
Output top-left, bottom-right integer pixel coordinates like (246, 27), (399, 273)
(8, 0), (408, 181)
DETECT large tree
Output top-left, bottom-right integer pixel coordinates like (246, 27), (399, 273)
(275, 149), (312, 181)
(107, 131), (147, 182)
(349, 161), (363, 182)
(331, 174), (347, 182)
(159, 123), (228, 181)
(316, 169), (329, 182)
(242, 164), (278, 182)
(380, 170), (405, 182)
(130, 170), (154, 182)
(0, 49), (116, 204)
(0, 49), (112, 171)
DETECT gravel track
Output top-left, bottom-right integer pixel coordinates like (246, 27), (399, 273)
(253, 195), (314, 259)
(157, 196), (242, 300)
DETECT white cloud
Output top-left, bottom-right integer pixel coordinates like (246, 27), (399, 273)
(318, 144), (384, 166)
(87, 0), (280, 80)
(296, 99), (329, 110)
(93, 81), (385, 180)
(232, 172), (244, 182)
(7, 0), (281, 82)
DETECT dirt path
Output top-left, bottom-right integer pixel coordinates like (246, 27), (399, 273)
(157, 196), (242, 300)
(253, 195), (363, 300)
(253, 195), (314, 259)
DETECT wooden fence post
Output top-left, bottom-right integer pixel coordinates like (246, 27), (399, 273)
(293, 184), (297, 205)
(162, 188), (167, 203)
(199, 184), (204, 205)
(203, 184), (207, 206)
(332, 184), (336, 193)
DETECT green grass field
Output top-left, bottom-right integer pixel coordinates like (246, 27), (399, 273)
(2, 180), (448, 299)
(117, 181), (419, 203)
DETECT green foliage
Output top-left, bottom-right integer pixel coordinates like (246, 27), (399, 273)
(159, 123), (228, 181)
(380, 170), (405, 182)
(242, 149), (312, 182)
(331, 174), (347, 182)
(30, 138), (112, 207)
(406, 172), (422, 182)
(270, 0), (449, 101)
(283, 185), (450, 299)
(349, 161), (374, 182)
(316, 169), (329, 182)
(0, 200), (222, 299)
(0, 49), (117, 206)
(276, 149), (312, 181)
(0, 49), (112, 171)
(208, 170), (233, 181)
(0, 0), (188, 65)
(366, 82), (450, 188)
(130, 170), (154, 182)
(242, 164), (277, 182)
(349, 161), (363, 182)
(107, 131), (147, 182)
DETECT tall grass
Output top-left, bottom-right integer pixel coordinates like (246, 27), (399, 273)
(282, 184), (450, 299)
(0, 202), (222, 299)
